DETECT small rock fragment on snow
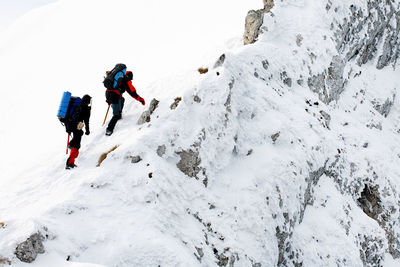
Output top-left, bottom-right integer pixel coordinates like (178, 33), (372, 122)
(213, 54), (226, 68)
(157, 145), (166, 157)
(130, 156), (142, 164)
(194, 95), (201, 103)
(170, 97), (182, 110)
(97, 145), (119, 167)
(271, 132), (280, 143)
(198, 67), (208, 74)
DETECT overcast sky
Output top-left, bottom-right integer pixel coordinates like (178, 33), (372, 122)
(0, 0), (57, 32)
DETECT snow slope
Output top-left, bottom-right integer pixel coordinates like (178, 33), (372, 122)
(1, 0), (400, 266)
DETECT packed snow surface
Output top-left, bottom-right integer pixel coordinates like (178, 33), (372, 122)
(1, 0), (400, 266)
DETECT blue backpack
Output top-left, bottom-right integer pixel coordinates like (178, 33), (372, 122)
(57, 91), (82, 126)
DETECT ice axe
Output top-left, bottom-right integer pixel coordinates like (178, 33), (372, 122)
(66, 134), (70, 155)
(102, 104), (111, 127)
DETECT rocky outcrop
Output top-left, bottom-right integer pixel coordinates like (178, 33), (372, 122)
(333, 0), (400, 69)
(263, 0), (274, 12)
(372, 95), (396, 118)
(137, 98), (160, 125)
(244, 10), (264, 45)
(176, 149), (202, 178)
(307, 56), (346, 104)
(15, 233), (45, 263)
(243, 1), (275, 45)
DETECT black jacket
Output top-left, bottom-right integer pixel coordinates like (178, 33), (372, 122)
(66, 96), (91, 134)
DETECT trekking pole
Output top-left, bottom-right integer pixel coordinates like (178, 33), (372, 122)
(66, 134), (70, 155)
(102, 104), (111, 127)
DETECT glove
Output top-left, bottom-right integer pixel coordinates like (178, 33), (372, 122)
(85, 130), (90, 135)
(106, 99), (111, 105)
(77, 122), (84, 130)
(139, 98), (145, 106)
(66, 124), (71, 134)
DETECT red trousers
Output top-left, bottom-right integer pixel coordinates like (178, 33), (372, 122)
(68, 148), (79, 165)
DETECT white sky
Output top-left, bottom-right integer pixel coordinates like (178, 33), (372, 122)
(0, 0), (58, 32)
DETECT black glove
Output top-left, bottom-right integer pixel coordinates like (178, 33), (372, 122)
(139, 97), (145, 106)
(85, 130), (90, 135)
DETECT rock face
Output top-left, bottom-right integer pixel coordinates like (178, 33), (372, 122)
(137, 98), (160, 125)
(15, 233), (45, 263)
(333, 0), (400, 69)
(244, 1), (275, 45)
(176, 149), (201, 178)
(243, 10), (264, 45)
(372, 95), (396, 118)
(307, 56), (346, 104)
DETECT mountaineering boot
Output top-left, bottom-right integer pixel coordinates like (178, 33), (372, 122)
(65, 158), (77, 169)
(105, 129), (113, 136)
(66, 148), (79, 169)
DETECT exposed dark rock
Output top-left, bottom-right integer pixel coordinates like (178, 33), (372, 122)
(176, 149), (201, 178)
(194, 95), (202, 103)
(170, 97), (182, 110)
(372, 95), (396, 118)
(157, 145), (166, 157)
(296, 34), (303, 47)
(308, 56), (345, 104)
(194, 247), (204, 262)
(15, 233), (45, 263)
(358, 185), (384, 223)
(319, 110), (331, 129)
(366, 121), (383, 130)
(262, 59), (269, 70)
(271, 132), (280, 143)
(263, 0), (274, 12)
(280, 71), (292, 87)
(334, 1), (400, 69)
(130, 155), (142, 163)
(137, 98), (159, 125)
(214, 54), (226, 68)
(358, 233), (385, 266)
(198, 68), (208, 74)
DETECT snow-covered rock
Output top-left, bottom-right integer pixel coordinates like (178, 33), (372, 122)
(0, 0), (400, 266)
